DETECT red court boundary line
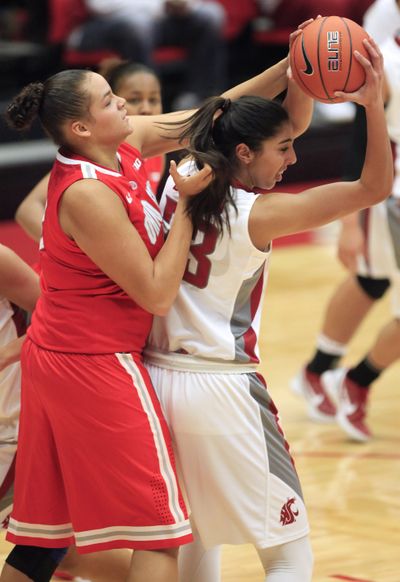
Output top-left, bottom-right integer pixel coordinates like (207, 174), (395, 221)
(330, 575), (375, 582)
(294, 450), (400, 460)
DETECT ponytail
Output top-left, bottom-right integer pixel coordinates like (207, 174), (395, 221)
(176, 95), (289, 235)
(6, 82), (44, 131)
(178, 96), (237, 235)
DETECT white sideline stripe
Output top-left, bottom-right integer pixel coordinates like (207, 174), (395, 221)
(116, 353), (186, 524)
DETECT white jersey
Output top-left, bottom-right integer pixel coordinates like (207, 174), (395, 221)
(381, 36), (400, 197)
(147, 160), (271, 370)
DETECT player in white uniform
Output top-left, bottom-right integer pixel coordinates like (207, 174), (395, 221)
(145, 38), (391, 582)
(292, 24), (400, 443)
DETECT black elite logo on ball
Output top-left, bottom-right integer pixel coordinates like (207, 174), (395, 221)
(327, 31), (342, 72)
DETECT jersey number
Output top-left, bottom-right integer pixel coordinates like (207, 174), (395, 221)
(163, 195), (219, 289)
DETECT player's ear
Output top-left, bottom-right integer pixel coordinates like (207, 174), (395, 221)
(235, 143), (254, 165)
(70, 120), (91, 138)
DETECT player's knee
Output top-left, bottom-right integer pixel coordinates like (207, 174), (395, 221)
(356, 275), (390, 299)
(6, 545), (68, 582)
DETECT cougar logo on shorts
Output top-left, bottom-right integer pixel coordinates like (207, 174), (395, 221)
(142, 200), (163, 244)
(280, 497), (299, 526)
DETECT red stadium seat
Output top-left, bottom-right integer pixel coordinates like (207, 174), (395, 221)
(47, 0), (188, 69)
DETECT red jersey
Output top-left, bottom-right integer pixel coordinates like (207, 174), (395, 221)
(144, 155), (164, 195)
(29, 143), (164, 354)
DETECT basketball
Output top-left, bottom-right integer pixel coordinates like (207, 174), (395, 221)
(290, 16), (369, 103)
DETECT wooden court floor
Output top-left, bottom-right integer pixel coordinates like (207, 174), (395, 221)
(0, 242), (398, 581)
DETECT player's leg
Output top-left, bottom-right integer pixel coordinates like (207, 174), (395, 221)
(128, 548), (178, 582)
(292, 274), (389, 422)
(0, 563), (28, 582)
(324, 315), (400, 442)
(320, 274), (381, 344)
(256, 536), (313, 582)
(56, 547), (132, 581)
(367, 317), (400, 369)
(1, 546), (67, 582)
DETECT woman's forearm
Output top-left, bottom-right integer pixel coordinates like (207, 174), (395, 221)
(224, 57), (289, 101)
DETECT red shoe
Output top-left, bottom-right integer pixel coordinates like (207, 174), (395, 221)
(323, 369), (372, 442)
(291, 367), (336, 422)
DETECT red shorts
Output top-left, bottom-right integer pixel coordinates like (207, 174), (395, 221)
(7, 339), (192, 553)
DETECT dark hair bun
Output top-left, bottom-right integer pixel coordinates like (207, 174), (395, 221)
(5, 82), (44, 130)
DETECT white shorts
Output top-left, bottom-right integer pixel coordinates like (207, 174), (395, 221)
(358, 198), (400, 316)
(146, 363), (310, 550)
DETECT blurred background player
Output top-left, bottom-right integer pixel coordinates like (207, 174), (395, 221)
(292, 0), (400, 442)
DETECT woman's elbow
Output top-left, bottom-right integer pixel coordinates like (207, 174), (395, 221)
(152, 304), (171, 317)
(150, 296), (174, 317)
(14, 204), (25, 226)
(374, 181), (393, 203)
(136, 295), (174, 317)
(363, 179), (393, 205)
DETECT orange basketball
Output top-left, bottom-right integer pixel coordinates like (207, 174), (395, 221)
(290, 16), (369, 103)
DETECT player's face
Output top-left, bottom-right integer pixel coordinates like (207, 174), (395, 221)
(249, 123), (296, 190)
(85, 72), (133, 143)
(115, 72), (163, 116)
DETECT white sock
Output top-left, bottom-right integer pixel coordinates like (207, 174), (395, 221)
(316, 333), (347, 356)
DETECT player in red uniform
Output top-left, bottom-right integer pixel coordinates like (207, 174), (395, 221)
(4, 61), (166, 582)
(2, 68), (212, 582)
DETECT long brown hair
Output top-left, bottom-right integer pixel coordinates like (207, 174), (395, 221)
(176, 95), (289, 234)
